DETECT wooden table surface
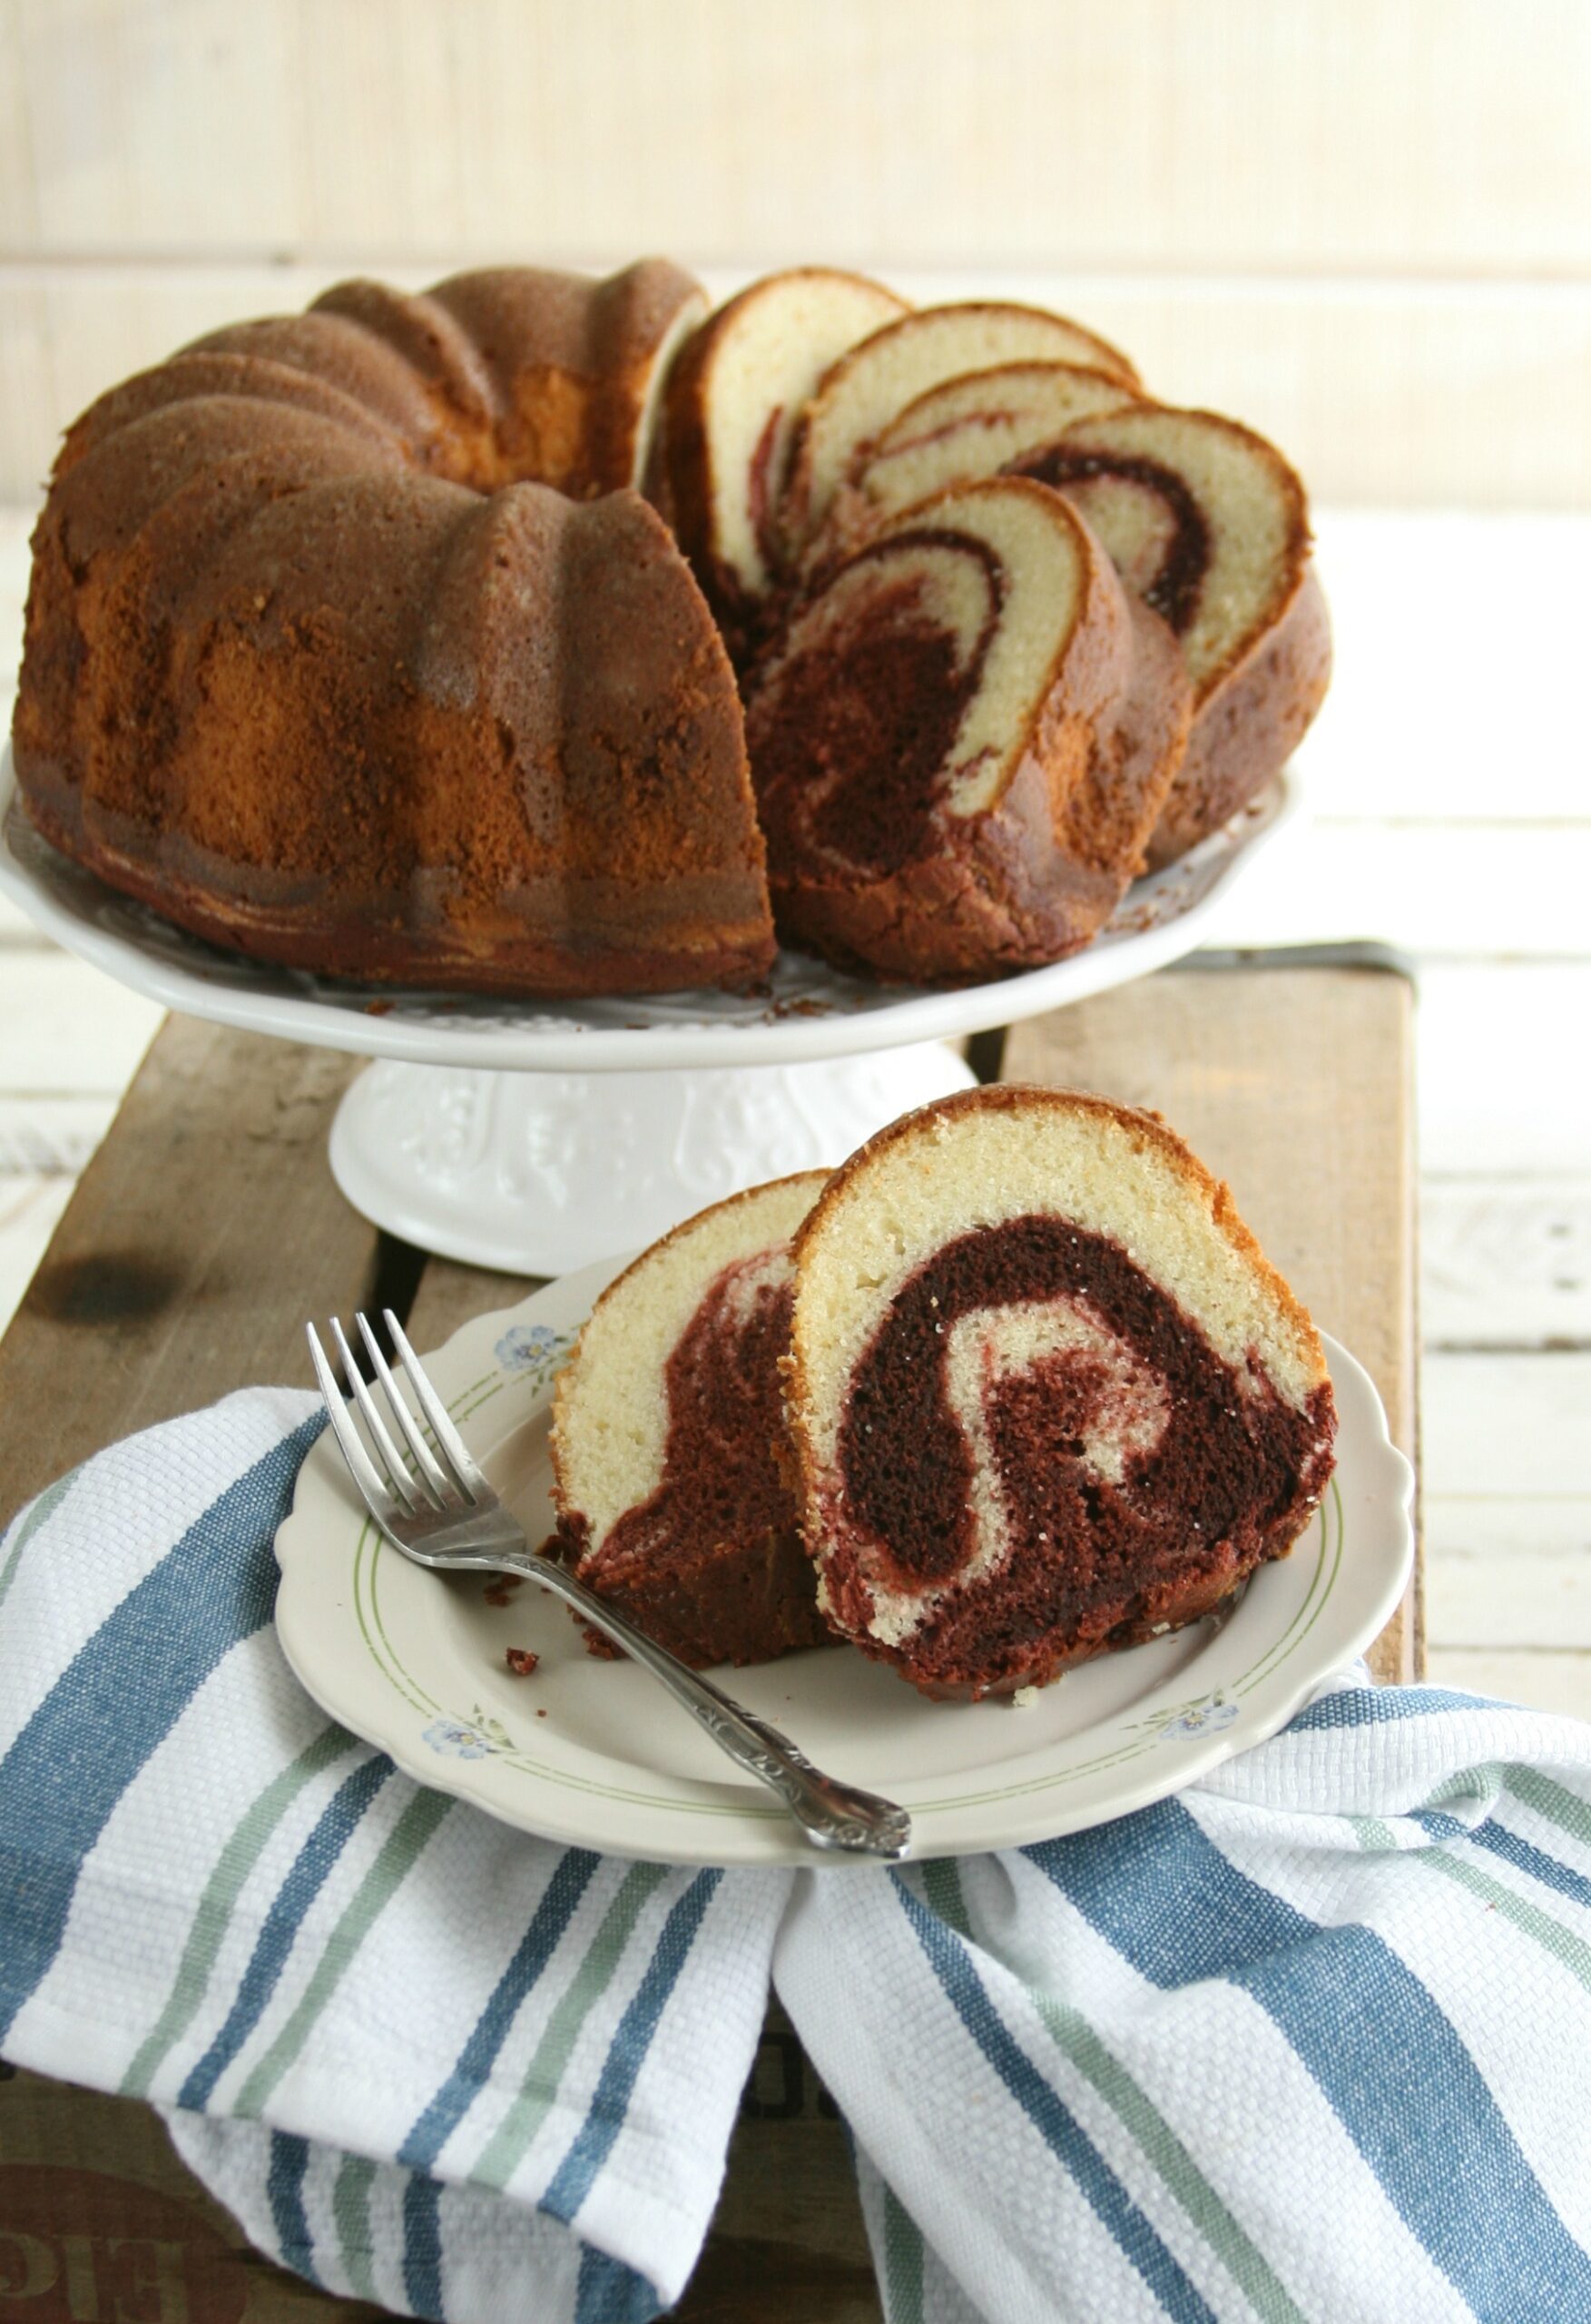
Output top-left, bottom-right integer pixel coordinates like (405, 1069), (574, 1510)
(0, 955), (1419, 2320)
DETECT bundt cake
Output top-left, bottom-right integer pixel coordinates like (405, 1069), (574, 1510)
(662, 266), (909, 660)
(1008, 406), (1331, 865)
(550, 1172), (834, 1669)
(779, 303), (1141, 559)
(10, 260), (1331, 999)
(783, 1086), (1338, 1701)
(742, 478), (1191, 981)
(11, 261), (778, 997)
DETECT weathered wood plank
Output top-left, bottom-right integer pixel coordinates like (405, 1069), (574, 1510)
(404, 1256), (542, 1354)
(0, 1017), (372, 1524)
(0, 1095), (113, 1174)
(1426, 1649), (1590, 1720)
(5, 264), (1591, 507)
(1002, 962), (1419, 1681)
(1421, 1353), (1591, 1497)
(0, 950), (164, 1093)
(1427, 1496), (1591, 1560)
(1429, 1545), (1591, 1651)
(11, 0), (1590, 276)
(1421, 1179), (1591, 1348)
(0, 1168), (71, 1337)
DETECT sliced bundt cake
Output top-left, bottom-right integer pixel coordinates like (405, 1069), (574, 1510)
(663, 266), (910, 659)
(1007, 406), (1331, 864)
(551, 1173), (835, 1668)
(743, 478), (1190, 982)
(781, 303), (1141, 557)
(784, 1087), (1338, 1701)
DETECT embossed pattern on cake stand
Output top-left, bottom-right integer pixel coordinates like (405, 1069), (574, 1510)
(0, 748), (1298, 1269)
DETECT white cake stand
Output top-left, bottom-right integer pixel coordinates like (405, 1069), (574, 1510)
(0, 746), (1298, 1272)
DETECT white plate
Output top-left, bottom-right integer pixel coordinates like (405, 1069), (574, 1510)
(0, 743), (1298, 1072)
(274, 1263), (1415, 1868)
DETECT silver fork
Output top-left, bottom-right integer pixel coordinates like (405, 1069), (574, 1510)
(307, 1310), (912, 1861)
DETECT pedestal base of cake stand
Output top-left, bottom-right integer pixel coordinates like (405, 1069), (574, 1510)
(328, 1041), (977, 1275)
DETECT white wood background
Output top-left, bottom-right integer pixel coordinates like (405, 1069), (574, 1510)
(1, 2), (1586, 1721)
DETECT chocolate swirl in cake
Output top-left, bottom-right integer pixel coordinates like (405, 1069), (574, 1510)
(823, 1215), (1334, 1692)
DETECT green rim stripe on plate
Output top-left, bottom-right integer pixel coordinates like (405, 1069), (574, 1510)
(926, 1861), (1310, 2324)
(1235, 1482), (1341, 1699)
(233, 1787), (455, 2117)
(121, 1722), (360, 2097)
(332, 2152), (379, 2302)
(469, 1861), (673, 2191)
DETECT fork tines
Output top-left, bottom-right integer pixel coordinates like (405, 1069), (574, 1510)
(307, 1309), (481, 1518)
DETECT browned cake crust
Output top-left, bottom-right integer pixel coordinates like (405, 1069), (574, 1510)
(11, 262), (775, 998)
(783, 1085), (1337, 1699)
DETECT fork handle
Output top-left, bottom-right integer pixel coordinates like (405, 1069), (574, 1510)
(487, 1548), (912, 1860)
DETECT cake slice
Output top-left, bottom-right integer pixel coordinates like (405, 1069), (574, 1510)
(784, 1087), (1338, 1701)
(550, 1173), (835, 1668)
(781, 304), (1141, 556)
(820, 359), (1141, 557)
(1007, 406), (1331, 864)
(663, 267), (909, 659)
(743, 478), (1190, 982)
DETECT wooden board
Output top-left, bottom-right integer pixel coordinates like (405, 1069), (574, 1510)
(1001, 960), (1419, 1682)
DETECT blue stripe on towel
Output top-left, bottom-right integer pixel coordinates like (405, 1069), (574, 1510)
(542, 1869), (722, 2227)
(398, 1848), (600, 2317)
(575, 2245), (662, 2324)
(894, 1876), (1218, 2324)
(400, 2167), (446, 2322)
(267, 2130), (319, 2282)
(178, 1754), (394, 2109)
(1032, 1798), (1591, 2319)
(0, 1417), (323, 2048)
(1288, 1686), (1494, 1734)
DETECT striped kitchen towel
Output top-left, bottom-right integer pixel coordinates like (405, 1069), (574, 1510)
(0, 1389), (792, 2320)
(780, 1682), (1591, 2321)
(4, 1389), (1591, 2321)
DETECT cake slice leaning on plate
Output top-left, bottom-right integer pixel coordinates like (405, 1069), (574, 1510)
(783, 1087), (1339, 1701)
(550, 1171), (835, 1668)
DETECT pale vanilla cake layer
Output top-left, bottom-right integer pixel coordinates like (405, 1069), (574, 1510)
(692, 271), (908, 594)
(1050, 407), (1305, 695)
(792, 1095), (1326, 1502)
(843, 361), (1139, 537)
(881, 481), (1105, 818)
(788, 305), (1140, 548)
(554, 1170), (828, 1547)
